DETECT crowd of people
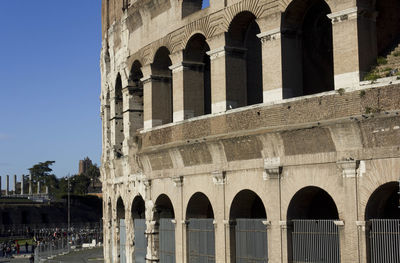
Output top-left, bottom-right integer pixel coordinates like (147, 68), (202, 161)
(0, 225), (102, 261)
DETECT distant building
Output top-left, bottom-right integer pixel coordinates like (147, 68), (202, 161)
(79, 157), (93, 175)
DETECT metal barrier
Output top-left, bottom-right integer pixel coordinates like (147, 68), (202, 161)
(235, 218), (268, 263)
(291, 220), (340, 263)
(187, 219), (215, 263)
(134, 219), (147, 263)
(120, 219), (126, 263)
(159, 219), (176, 263)
(34, 238), (69, 263)
(369, 219), (400, 263)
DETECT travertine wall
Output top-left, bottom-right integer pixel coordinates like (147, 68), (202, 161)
(100, 0), (400, 262)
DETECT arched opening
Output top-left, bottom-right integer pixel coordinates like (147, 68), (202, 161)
(116, 197), (126, 263)
(131, 195), (146, 263)
(186, 192), (215, 262)
(154, 194), (176, 262)
(358, 0), (400, 79)
(151, 47), (173, 126)
(182, 0), (210, 18)
(282, 0), (334, 98)
(183, 34), (211, 118)
(104, 90), (111, 162)
(129, 60), (144, 131)
(113, 74), (124, 157)
(229, 190), (267, 262)
(287, 186), (340, 262)
(375, 0), (400, 57)
(365, 182), (400, 262)
(226, 12), (263, 109)
(107, 199), (113, 262)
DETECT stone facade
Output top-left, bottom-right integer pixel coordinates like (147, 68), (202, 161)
(100, 0), (400, 262)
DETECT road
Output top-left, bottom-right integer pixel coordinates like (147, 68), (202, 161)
(0, 247), (103, 263)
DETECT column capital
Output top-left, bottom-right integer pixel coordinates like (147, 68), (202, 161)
(212, 171), (226, 185)
(257, 28), (281, 43)
(263, 157), (282, 180)
(337, 159), (359, 178)
(172, 176), (183, 187)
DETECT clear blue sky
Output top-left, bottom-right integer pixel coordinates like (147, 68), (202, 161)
(0, 1), (102, 182)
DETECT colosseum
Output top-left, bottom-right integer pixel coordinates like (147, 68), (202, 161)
(100, 0), (400, 262)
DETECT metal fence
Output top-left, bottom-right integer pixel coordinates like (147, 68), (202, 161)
(187, 218), (215, 263)
(235, 219), (268, 263)
(159, 218), (176, 263)
(34, 238), (69, 263)
(291, 220), (340, 263)
(134, 219), (147, 263)
(120, 219), (126, 263)
(369, 219), (400, 263)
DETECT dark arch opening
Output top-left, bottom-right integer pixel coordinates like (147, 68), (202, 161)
(287, 186), (339, 220)
(226, 12), (263, 109)
(131, 195), (146, 263)
(229, 190), (268, 262)
(287, 186), (339, 262)
(114, 74), (124, 157)
(365, 182), (400, 220)
(182, 0), (209, 18)
(282, 0), (334, 99)
(155, 194), (175, 220)
(365, 182), (400, 262)
(229, 189), (266, 219)
(21, 211), (29, 224)
(132, 195), (145, 219)
(375, 0), (400, 56)
(151, 47), (173, 126)
(117, 197), (125, 220)
(155, 194), (176, 262)
(129, 60), (144, 131)
(183, 34), (211, 118)
(186, 192), (214, 219)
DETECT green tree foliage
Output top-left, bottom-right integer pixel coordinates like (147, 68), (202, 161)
(28, 161), (57, 192)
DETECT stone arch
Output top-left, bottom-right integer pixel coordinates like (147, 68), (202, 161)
(229, 189), (268, 262)
(183, 33), (211, 118)
(281, 0), (334, 99)
(115, 196), (126, 263)
(364, 181), (400, 262)
(286, 186), (340, 262)
(365, 181), (400, 220)
(186, 191), (214, 219)
(113, 74), (124, 157)
(229, 189), (266, 219)
(154, 193), (175, 220)
(130, 195), (146, 263)
(225, 11), (263, 109)
(128, 60), (144, 131)
(186, 192), (215, 262)
(150, 46), (173, 126)
(374, 0), (400, 55)
(287, 186), (339, 220)
(154, 194), (176, 262)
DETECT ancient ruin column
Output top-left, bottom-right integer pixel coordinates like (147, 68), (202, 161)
(6, 175), (9, 196)
(142, 64), (171, 129)
(206, 34), (228, 114)
(328, 7), (376, 89)
(337, 160), (361, 262)
(37, 181), (41, 194)
(45, 186), (49, 195)
(169, 50), (185, 122)
(29, 175), (32, 195)
(20, 175), (24, 195)
(13, 175), (16, 194)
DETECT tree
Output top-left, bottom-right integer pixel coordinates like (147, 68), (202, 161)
(28, 161), (58, 192)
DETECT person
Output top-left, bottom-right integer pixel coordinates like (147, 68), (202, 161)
(25, 242), (29, 253)
(16, 242), (20, 254)
(29, 254), (34, 263)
